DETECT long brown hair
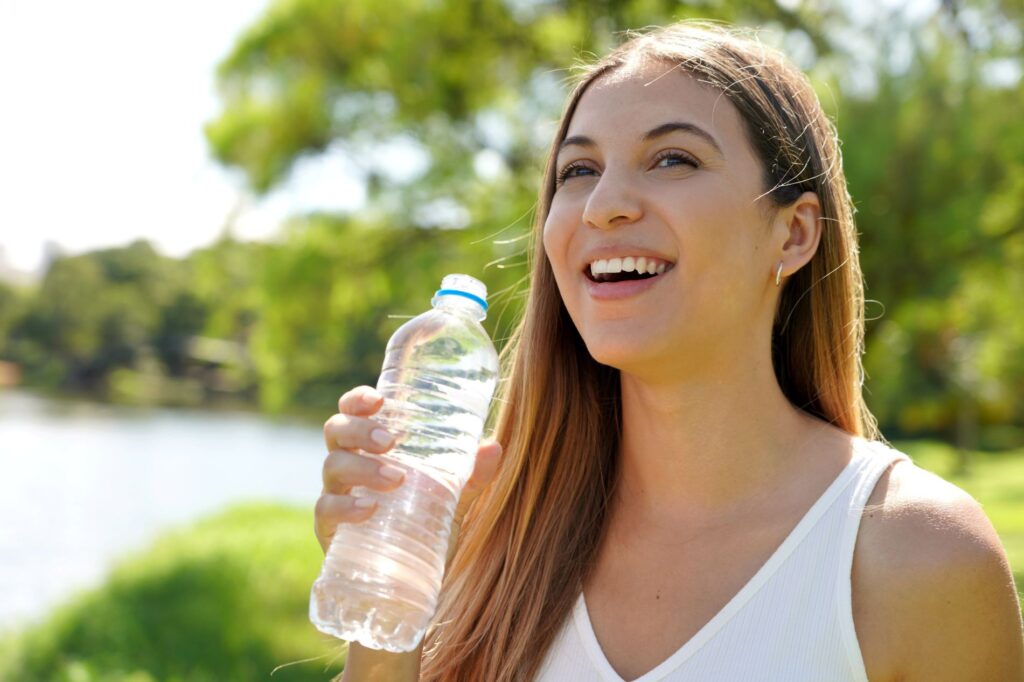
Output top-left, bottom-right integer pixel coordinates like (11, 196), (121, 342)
(420, 20), (881, 681)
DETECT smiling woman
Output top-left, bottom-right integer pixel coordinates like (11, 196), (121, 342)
(317, 20), (1024, 682)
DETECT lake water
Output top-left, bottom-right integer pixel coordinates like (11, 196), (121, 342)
(0, 389), (327, 633)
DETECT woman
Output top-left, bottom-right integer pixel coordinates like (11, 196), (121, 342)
(317, 21), (1024, 681)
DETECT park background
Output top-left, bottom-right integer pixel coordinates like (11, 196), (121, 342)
(1, 0), (1022, 679)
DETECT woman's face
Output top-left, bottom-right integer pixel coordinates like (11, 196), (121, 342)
(542, 63), (786, 380)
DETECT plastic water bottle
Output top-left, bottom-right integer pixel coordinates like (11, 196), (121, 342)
(310, 273), (500, 652)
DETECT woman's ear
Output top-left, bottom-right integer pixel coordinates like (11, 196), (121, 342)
(776, 191), (822, 274)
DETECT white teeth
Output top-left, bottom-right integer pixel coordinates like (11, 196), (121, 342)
(586, 255), (672, 277)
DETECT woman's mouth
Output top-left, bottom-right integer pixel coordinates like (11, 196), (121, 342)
(582, 259), (675, 300)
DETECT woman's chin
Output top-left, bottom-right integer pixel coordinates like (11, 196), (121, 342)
(583, 338), (662, 373)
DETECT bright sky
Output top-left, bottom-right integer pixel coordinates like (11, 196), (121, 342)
(0, 0), (365, 275)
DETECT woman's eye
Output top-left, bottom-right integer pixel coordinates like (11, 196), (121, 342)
(654, 151), (699, 169)
(556, 162), (596, 185)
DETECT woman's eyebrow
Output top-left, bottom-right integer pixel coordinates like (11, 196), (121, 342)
(558, 121), (724, 157)
(642, 121), (723, 156)
(558, 135), (596, 153)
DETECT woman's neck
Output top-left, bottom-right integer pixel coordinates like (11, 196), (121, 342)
(612, 363), (835, 533)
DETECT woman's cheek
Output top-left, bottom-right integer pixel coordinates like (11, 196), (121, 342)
(542, 210), (573, 273)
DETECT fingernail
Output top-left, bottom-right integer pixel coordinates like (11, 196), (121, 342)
(361, 390), (382, 405)
(370, 428), (393, 446)
(354, 497), (375, 509)
(378, 464), (405, 482)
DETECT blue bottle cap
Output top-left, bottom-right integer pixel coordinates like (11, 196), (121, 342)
(431, 274), (488, 316)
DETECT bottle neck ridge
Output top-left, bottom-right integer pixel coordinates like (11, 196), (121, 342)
(433, 292), (487, 321)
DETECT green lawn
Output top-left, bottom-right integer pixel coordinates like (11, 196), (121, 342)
(0, 441), (1021, 681)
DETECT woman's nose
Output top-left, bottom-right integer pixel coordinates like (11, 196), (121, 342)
(581, 170), (643, 230)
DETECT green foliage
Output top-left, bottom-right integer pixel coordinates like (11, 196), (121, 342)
(847, 19), (1024, 440)
(0, 504), (345, 682)
(247, 211), (525, 411)
(6, 242), (179, 389)
(1, 237), (265, 405)
(0, 280), (26, 350)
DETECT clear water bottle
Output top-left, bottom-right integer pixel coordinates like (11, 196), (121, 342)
(310, 274), (500, 652)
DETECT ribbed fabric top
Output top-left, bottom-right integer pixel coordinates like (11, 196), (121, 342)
(535, 438), (911, 682)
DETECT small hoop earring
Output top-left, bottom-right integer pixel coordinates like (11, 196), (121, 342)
(775, 261), (784, 287)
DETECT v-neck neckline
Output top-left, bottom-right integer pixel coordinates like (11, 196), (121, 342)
(572, 438), (873, 682)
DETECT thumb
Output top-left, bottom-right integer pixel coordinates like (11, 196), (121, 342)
(466, 440), (503, 496)
(447, 439), (503, 568)
(453, 440), (503, 526)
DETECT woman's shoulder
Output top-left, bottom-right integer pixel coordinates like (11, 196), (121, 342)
(851, 438), (1001, 598)
(858, 438), (974, 510)
(859, 440), (1003, 567)
(853, 440), (1024, 681)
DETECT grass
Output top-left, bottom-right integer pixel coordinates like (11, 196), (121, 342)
(0, 442), (1021, 680)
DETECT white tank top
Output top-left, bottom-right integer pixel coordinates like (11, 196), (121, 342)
(535, 438), (911, 682)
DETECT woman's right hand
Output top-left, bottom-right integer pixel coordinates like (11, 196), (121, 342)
(316, 385), (503, 563)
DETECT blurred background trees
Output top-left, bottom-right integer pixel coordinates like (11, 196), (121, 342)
(1, 0), (1021, 448)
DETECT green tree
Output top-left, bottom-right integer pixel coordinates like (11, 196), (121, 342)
(842, 9), (1024, 447)
(0, 281), (23, 353)
(7, 241), (187, 390)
